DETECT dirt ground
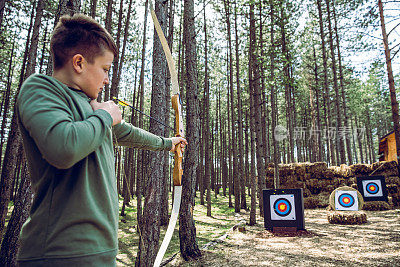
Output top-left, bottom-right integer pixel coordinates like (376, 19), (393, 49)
(170, 209), (400, 266)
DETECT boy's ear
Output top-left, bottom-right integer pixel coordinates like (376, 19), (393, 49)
(72, 54), (85, 73)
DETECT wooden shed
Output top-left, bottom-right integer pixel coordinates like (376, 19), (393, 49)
(378, 131), (398, 162)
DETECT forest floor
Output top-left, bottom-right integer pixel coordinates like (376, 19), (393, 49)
(116, 194), (400, 267)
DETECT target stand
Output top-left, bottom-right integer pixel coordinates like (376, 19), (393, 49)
(357, 176), (388, 202)
(263, 189), (305, 231)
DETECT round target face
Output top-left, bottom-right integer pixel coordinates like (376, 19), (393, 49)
(338, 193), (355, 207)
(335, 190), (359, 211)
(273, 198), (292, 217)
(365, 182), (379, 195)
(361, 179), (383, 198)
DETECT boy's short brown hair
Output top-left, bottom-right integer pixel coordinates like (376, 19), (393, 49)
(50, 14), (117, 70)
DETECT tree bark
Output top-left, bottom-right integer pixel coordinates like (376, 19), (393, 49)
(223, 0), (240, 213)
(109, 0), (124, 99)
(0, 160), (32, 267)
(378, 0), (400, 163)
(203, 0), (211, 217)
(179, 0), (201, 260)
(332, 0), (352, 165)
(316, 0), (335, 165)
(325, 0), (345, 164)
(136, 0), (168, 264)
(90, 0), (97, 18)
(0, 2), (36, 237)
(250, 1), (267, 215)
(268, 0), (279, 189)
(234, 1), (246, 210)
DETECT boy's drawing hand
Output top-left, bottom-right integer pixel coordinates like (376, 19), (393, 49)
(170, 137), (188, 153)
(90, 100), (122, 126)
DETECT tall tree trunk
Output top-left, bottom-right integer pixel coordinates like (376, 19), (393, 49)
(136, 0), (168, 264)
(226, 54), (233, 208)
(234, 1), (246, 210)
(332, 0), (352, 165)
(90, 0), (97, 18)
(0, 39), (16, 169)
(38, 22), (49, 74)
(0, 1), (35, 237)
(136, 0), (150, 229)
(250, 2), (267, 215)
(179, 0), (201, 260)
(119, 0), (134, 217)
(325, 0), (345, 164)
(223, 0), (240, 213)
(316, 0), (335, 166)
(378, 0), (400, 163)
(355, 116), (364, 163)
(0, 160), (32, 266)
(269, 0), (280, 188)
(203, 0), (211, 217)
(312, 45), (323, 162)
(109, 0), (124, 99)
(280, 2), (295, 163)
(25, 0), (44, 78)
(161, 0), (175, 226)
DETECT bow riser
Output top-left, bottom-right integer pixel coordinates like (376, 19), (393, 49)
(171, 94), (184, 186)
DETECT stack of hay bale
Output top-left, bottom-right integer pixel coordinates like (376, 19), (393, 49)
(265, 161), (400, 209)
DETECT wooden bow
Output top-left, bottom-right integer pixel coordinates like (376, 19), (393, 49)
(150, 1), (184, 266)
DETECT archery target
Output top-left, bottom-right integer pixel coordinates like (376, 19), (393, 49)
(270, 194), (296, 220)
(335, 190), (358, 211)
(362, 179), (383, 197)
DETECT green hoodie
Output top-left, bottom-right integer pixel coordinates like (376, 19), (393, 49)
(16, 74), (171, 264)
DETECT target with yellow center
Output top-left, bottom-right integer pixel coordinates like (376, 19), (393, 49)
(335, 190), (358, 211)
(357, 176), (388, 202)
(263, 189), (305, 230)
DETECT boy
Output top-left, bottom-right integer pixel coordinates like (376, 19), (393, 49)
(16, 14), (186, 266)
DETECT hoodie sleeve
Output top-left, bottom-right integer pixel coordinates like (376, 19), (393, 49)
(17, 75), (113, 169)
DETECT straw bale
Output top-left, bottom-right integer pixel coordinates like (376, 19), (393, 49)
(349, 164), (373, 176)
(327, 211), (367, 225)
(304, 197), (320, 209)
(324, 168), (336, 180)
(387, 183), (398, 195)
(265, 167), (274, 177)
(278, 164), (294, 177)
(386, 176), (400, 185)
(363, 201), (391, 211)
(316, 192), (330, 208)
(306, 162), (327, 176)
(329, 186), (364, 210)
(371, 161), (398, 176)
(303, 188), (312, 197)
(340, 164), (354, 177)
(293, 163), (307, 177)
(326, 165), (353, 178)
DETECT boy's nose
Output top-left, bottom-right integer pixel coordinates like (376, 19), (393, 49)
(104, 76), (109, 85)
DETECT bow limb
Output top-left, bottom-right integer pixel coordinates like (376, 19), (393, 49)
(151, 1), (184, 266)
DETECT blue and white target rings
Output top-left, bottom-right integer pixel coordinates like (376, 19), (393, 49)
(262, 189), (305, 230)
(363, 180), (382, 197)
(270, 194), (296, 220)
(273, 198), (292, 217)
(338, 193), (355, 207)
(357, 176), (388, 202)
(335, 190), (358, 211)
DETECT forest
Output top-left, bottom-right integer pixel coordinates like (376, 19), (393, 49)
(0, 0), (400, 266)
